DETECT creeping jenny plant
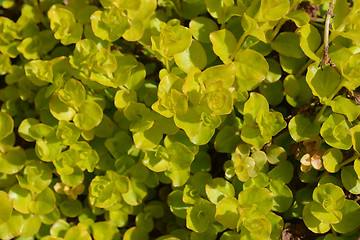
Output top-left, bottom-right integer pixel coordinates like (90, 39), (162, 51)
(1, 0), (360, 239)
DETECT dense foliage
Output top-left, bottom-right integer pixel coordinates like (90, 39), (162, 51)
(1, 0), (360, 239)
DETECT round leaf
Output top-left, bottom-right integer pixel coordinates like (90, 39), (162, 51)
(238, 187), (273, 214)
(0, 191), (13, 224)
(341, 165), (360, 194)
(0, 112), (13, 141)
(289, 114), (320, 142)
(269, 179), (293, 213)
(323, 148), (343, 173)
(205, 178), (235, 204)
(29, 187), (56, 215)
(302, 202), (331, 234)
(189, 17), (218, 43)
(215, 197), (240, 230)
(174, 40), (207, 73)
(73, 100), (103, 131)
(320, 114), (352, 150)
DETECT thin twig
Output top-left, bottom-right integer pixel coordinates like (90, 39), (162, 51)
(319, 0), (335, 70)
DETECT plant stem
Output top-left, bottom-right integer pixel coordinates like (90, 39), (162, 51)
(269, 18), (286, 42)
(313, 78), (344, 123)
(269, 0), (301, 41)
(229, 33), (247, 61)
(339, 153), (360, 168)
(165, 58), (170, 72)
(319, 0), (335, 69)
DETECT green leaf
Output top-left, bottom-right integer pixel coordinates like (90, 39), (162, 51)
(199, 64), (236, 89)
(92, 221), (120, 240)
(50, 219), (70, 238)
(205, 0), (244, 24)
(239, 209), (272, 239)
(17, 161), (52, 193)
(0, 212), (24, 239)
(49, 93), (77, 121)
(343, 53), (360, 89)
(56, 120), (81, 145)
(267, 212), (284, 240)
(320, 113), (352, 150)
(174, 40), (207, 73)
(123, 227), (149, 240)
(351, 124), (360, 154)
(64, 226), (91, 240)
(243, 92), (269, 124)
(189, 17), (218, 43)
(241, 13), (267, 43)
(323, 148), (343, 173)
(0, 147), (26, 174)
(69, 39), (97, 72)
(206, 178), (235, 205)
(142, 146), (171, 172)
(200, 86), (233, 116)
(214, 124), (242, 153)
(21, 214), (42, 238)
(241, 125), (271, 150)
(121, 180), (147, 206)
(168, 190), (191, 218)
(238, 187), (273, 214)
(90, 6), (129, 42)
(58, 79), (86, 108)
(0, 112), (13, 141)
(215, 197), (240, 229)
(8, 184), (31, 214)
(174, 108), (214, 146)
(341, 166), (360, 194)
(271, 32), (304, 58)
(265, 145), (287, 165)
(267, 161), (294, 184)
(157, 22), (192, 58)
(265, 58), (282, 83)
(105, 131), (132, 159)
(307, 64), (341, 102)
(24, 60), (53, 86)
(0, 53), (11, 75)
(329, 96), (360, 122)
(186, 198), (215, 233)
(269, 179), (293, 213)
(256, 111), (286, 137)
(234, 49), (268, 91)
(99, 0), (141, 10)
(250, 0), (289, 22)
(284, 10), (310, 27)
(73, 100), (103, 131)
(89, 176), (118, 208)
(280, 55), (307, 75)
(296, 23), (321, 61)
(310, 202), (342, 224)
(313, 183), (345, 212)
(133, 125), (163, 150)
(331, 199), (360, 234)
(0, 190), (12, 224)
(302, 202), (331, 234)
(288, 114), (321, 142)
(48, 5), (83, 45)
(114, 89), (137, 110)
(93, 48), (117, 75)
(29, 187), (56, 215)
(209, 29), (237, 64)
(70, 141), (99, 172)
(60, 200), (83, 217)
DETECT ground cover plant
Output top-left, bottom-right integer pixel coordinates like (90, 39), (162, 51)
(1, 0), (360, 239)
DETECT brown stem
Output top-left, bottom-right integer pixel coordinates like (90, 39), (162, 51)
(319, 0), (336, 71)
